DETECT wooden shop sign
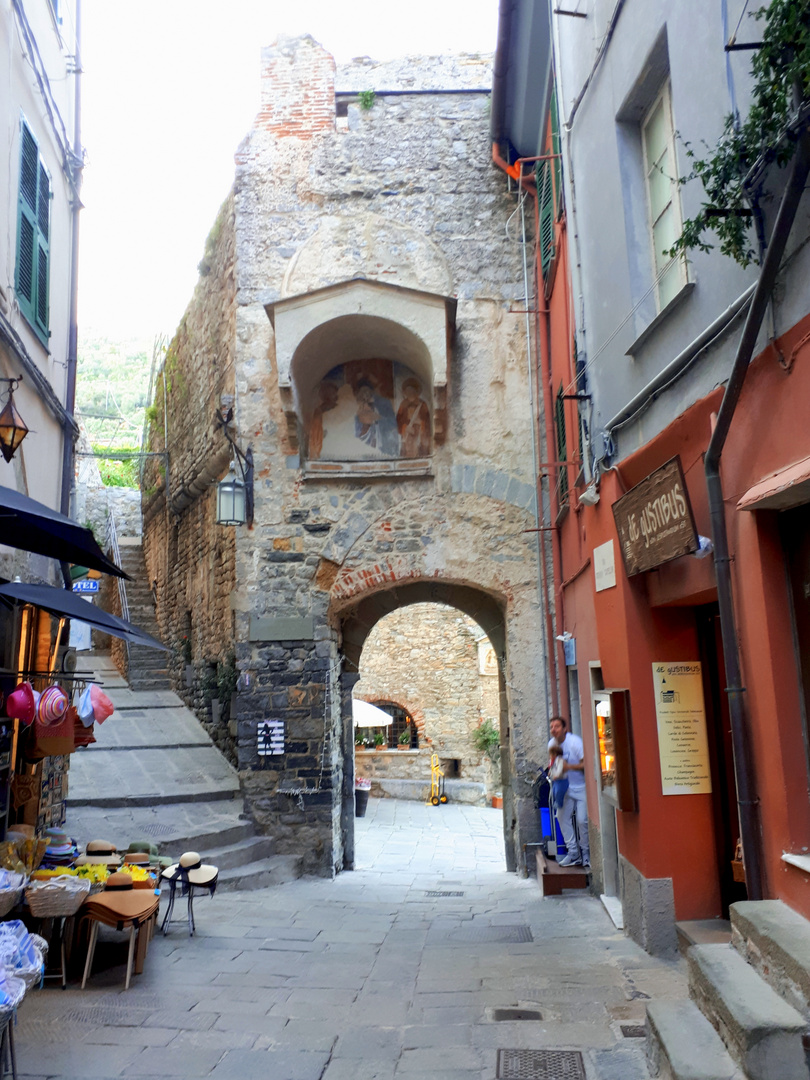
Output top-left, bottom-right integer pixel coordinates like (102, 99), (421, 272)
(612, 457), (698, 577)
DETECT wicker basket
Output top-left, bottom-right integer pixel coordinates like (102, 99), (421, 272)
(0, 889), (22, 919)
(25, 876), (91, 917)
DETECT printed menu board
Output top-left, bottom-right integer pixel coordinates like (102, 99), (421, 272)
(652, 662), (712, 795)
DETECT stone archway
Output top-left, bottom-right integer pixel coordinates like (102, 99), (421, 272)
(333, 580), (513, 870)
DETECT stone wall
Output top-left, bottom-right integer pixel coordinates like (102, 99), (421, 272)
(353, 602), (500, 790)
(141, 193), (239, 762)
(143, 39), (548, 876)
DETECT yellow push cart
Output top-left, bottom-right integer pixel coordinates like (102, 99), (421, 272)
(428, 753), (448, 806)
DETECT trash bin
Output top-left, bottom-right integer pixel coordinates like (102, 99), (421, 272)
(354, 788), (370, 817)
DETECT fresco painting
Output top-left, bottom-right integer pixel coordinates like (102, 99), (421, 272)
(308, 359), (432, 461)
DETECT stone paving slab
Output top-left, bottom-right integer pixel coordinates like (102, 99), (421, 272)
(15, 799), (686, 1079)
(83, 706), (214, 748)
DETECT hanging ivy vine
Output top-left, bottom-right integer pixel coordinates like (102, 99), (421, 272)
(670, 0), (810, 268)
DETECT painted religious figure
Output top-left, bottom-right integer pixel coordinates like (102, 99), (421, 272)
(308, 359), (432, 462)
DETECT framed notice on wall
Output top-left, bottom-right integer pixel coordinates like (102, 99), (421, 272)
(652, 662), (712, 795)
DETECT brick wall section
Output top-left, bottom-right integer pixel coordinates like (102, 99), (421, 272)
(353, 602), (499, 787)
(142, 194), (239, 762)
(255, 36), (335, 139)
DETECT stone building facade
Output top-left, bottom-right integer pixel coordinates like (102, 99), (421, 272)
(142, 37), (547, 875)
(353, 602), (501, 798)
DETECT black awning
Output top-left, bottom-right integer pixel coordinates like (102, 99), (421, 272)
(0, 582), (168, 651)
(0, 485), (128, 579)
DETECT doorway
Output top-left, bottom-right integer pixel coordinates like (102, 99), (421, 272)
(695, 603), (747, 916)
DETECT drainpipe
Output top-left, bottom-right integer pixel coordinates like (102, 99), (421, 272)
(705, 123), (810, 903)
(59, 0), (82, 589)
(493, 145), (560, 718)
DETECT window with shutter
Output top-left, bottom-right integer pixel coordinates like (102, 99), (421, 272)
(538, 160), (555, 278)
(15, 120), (50, 344)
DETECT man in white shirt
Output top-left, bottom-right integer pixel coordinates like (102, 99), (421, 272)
(548, 716), (590, 868)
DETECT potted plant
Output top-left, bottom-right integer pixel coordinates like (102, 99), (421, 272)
(355, 776), (371, 817)
(374, 731), (385, 751)
(398, 727), (412, 750)
(355, 732), (365, 750)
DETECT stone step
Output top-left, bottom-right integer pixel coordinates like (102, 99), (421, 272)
(677, 919), (732, 958)
(687, 943), (809, 1080)
(731, 900), (810, 1022)
(67, 786), (241, 808)
(646, 999), (741, 1080)
(216, 853), (305, 892)
(191, 834), (277, 871)
(153, 818), (256, 854)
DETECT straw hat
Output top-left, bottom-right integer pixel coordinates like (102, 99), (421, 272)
(161, 851), (218, 887)
(122, 852), (150, 866)
(75, 840), (121, 867)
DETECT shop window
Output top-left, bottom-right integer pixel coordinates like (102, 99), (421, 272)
(15, 121), (50, 346)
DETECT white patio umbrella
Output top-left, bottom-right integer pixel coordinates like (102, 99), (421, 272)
(352, 699), (394, 727)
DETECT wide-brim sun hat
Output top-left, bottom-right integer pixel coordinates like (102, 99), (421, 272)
(161, 851), (218, 887)
(75, 840), (121, 867)
(37, 684), (68, 726)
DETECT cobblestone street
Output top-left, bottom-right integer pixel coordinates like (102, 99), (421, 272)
(14, 799), (687, 1079)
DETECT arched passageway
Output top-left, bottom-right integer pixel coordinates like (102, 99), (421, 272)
(334, 581), (513, 872)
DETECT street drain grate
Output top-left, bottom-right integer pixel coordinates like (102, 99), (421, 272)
(425, 890), (465, 897)
(497, 1049), (585, 1079)
(443, 925), (533, 944)
(62, 1006), (151, 1026)
(620, 1024), (647, 1038)
(141, 823), (175, 837)
(491, 1008), (543, 1021)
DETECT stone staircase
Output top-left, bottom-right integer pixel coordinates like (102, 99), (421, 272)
(67, 654), (304, 891)
(116, 539), (171, 692)
(647, 900), (810, 1080)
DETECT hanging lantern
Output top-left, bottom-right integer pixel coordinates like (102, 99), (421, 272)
(216, 460), (247, 526)
(0, 379), (28, 464)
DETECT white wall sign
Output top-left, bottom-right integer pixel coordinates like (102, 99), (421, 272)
(257, 719), (285, 756)
(594, 540), (616, 592)
(652, 662), (712, 795)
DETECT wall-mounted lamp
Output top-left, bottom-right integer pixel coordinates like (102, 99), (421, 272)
(0, 376), (28, 464)
(215, 408), (254, 526)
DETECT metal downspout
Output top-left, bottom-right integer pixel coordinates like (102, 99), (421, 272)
(705, 124), (810, 903)
(59, 0), (82, 589)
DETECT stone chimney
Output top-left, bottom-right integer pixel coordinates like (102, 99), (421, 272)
(255, 35), (336, 138)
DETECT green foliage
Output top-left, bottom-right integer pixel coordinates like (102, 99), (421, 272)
(472, 719), (500, 763)
(198, 197), (230, 277)
(671, 0), (810, 267)
(398, 726), (412, 745)
(374, 731), (385, 747)
(216, 655), (239, 702)
(77, 331), (150, 446)
(358, 90), (376, 111)
(94, 449), (140, 488)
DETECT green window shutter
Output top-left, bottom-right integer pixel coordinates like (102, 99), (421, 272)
(15, 121), (50, 344)
(538, 160), (555, 278)
(16, 206), (35, 307)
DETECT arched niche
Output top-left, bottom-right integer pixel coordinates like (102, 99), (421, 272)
(266, 279), (455, 469)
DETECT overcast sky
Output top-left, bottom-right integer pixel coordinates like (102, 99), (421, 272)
(78, 1), (499, 345)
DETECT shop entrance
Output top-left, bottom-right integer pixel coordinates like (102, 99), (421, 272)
(695, 603), (747, 916)
(782, 502), (810, 786)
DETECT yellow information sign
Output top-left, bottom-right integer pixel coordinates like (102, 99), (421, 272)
(652, 662), (712, 796)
